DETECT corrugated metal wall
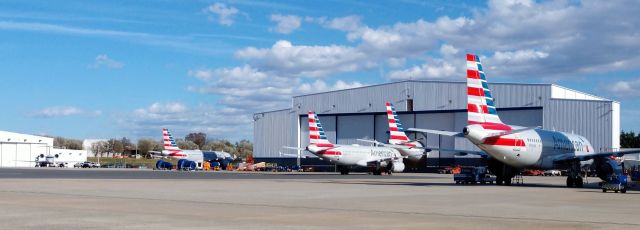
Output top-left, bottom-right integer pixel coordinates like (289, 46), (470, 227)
(253, 109), (297, 158)
(543, 99), (615, 152)
(254, 81), (617, 160)
(336, 115), (374, 145)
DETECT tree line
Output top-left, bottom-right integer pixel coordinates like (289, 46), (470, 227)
(53, 132), (253, 160)
(621, 131), (640, 148)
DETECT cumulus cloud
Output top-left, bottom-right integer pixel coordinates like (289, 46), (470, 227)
(235, 40), (373, 77)
(298, 0), (640, 79)
(388, 60), (458, 80)
(31, 106), (101, 118)
(205, 3), (239, 26)
(124, 102), (251, 140)
(187, 65), (365, 111)
(122, 66), (366, 139)
(91, 54), (124, 69)
(604, 78), (640, 98)
(269, 14), (302, 34)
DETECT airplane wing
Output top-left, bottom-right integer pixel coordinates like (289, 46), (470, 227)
(553, 149), (640, 163)
(356, 139), (418, 149)
(426, 147), (488, 157)
(281, 146), (317, 158)
(148, 151), (168, 156)
(406, 128), (464, 137)
(359, 155), (406, 167)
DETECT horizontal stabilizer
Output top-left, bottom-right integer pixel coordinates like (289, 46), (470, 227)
(282, 146), (305, 151)
(483, 126), (540, 140)
(407, 128), (464, 137)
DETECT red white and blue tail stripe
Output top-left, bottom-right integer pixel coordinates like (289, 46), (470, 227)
(386, 102), (422, 147)
(466, 54), (511, 131)
(162, 128), (181, 152)
(308, 111), (334, 148)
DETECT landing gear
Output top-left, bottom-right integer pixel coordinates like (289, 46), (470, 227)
(566, 176), (584, 188)
(338, 165), (350, 175)
(372, 168), (383, 175)
(488, 159), (515, 186)
(566, 162), (584, 188)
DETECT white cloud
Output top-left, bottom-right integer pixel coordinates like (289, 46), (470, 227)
(605, 78), (640, 98)
(301, 1), (640, 79)
(120, 65), (366, 140)
(269, 14), (302, 34)
(205, 3), (239, 26)
(388, 60), (458, 80)
(31, 106), (101, 118)
(235, 40), (373, 77)
(298, 80), (365, 94)
(0, 21), (228, 55)
(91, 54), (124, 69)
(124, 102), (252, 140)
(322, 15), (362, 32)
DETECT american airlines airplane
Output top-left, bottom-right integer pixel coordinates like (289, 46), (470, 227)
(150, 128), (204, 162)
(297, 111), (406, 175)
(408, 54), (640, 189)
(150, 128), (235, 169)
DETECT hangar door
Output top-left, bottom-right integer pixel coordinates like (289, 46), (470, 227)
(299, 115), (336, 148)
(415, 113), (456, 163)
(337, 115), (374, 145)
(374, 114), (415, 144)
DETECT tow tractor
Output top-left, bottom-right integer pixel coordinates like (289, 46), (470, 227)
(454, 166), (496, 185)
(601, 174), (628, 193)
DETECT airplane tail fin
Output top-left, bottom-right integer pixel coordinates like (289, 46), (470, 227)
(386, 102), (422, 147)
(308, 112), (334, 148)
(162, 128), (181, 151)
(466, 54), (505, 127)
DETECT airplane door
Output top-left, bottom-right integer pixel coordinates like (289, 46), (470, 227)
(513, 134), (523, 152)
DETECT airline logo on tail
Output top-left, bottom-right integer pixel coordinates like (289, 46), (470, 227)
(385, 102), (419, 147)
(466, 54), (510, 131)
(308, 112), (335, 148)
(162, 128), (182, 154)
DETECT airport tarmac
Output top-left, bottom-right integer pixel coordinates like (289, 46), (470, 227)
(0, 168), (638, 230)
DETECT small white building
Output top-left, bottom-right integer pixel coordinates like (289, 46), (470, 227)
(0, 130), (86, 167)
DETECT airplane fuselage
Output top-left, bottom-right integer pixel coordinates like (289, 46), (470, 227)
(307, 144), (402, 167)
(162, 150), (203, 162)
(465, 124), (595, 169)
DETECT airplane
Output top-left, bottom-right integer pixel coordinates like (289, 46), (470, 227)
(149, 128), (203, 161)
(407, 53), (640, 190)
(150, 128), (235, 169)
(357, 102), (427, 163)
(286, 111), (406, 175)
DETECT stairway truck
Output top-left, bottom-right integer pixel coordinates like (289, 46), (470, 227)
(601, 175), (628, 193)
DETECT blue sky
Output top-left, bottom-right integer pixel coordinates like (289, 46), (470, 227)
(1, 0), (639, 141)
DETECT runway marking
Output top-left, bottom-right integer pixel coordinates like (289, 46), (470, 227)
(0, 190), (637, 227)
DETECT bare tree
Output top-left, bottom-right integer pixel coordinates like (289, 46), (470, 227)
(185, 132), (207, 149)
(235, 139), (253, 159)
(90, 141), (108, 157)
(177, 139), (199, 150)
(53, 137), (83, 150)
(137, 139), (158, 158)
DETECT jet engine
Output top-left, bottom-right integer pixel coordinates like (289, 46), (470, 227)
(387, 161), (405, 173)
(594, 158), (622, 182)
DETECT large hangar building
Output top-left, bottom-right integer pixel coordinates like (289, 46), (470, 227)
(253, 80), (620, 169)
